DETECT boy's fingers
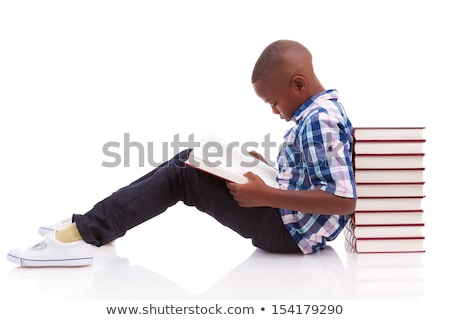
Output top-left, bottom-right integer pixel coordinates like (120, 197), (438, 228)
(226, 181), (238, 190)
(243, 172), (255, 179)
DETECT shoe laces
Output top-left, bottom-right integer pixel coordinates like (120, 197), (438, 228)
(30, 236), (52, 250)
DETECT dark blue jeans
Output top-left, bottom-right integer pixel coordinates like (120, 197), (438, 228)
(73, 149), (300, 253)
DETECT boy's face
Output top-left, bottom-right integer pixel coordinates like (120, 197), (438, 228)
(253, 77), (304, 121)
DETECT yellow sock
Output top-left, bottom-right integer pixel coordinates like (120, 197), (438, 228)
(55, 223), (82, 243)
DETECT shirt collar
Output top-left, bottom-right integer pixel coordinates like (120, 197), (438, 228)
(291, 89), (339, 123)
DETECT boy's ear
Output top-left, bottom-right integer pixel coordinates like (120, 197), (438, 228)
(290, 75), (306, 91)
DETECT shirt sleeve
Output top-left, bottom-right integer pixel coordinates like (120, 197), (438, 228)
(300, 110), (357, 198)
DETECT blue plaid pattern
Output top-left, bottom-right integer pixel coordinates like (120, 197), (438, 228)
(277, 89), (357, 254)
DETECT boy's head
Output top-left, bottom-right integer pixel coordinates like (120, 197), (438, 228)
(252, 40), (324, 121)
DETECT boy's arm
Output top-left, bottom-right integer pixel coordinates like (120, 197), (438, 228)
(227, 172), (356, 215)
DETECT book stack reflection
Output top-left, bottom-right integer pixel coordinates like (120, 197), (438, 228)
(345, 251), (425, 298)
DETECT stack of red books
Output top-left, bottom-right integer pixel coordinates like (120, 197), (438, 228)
(345, 127), (426, 253)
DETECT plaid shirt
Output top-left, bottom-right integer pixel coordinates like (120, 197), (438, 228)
(277, 89), (357, 254)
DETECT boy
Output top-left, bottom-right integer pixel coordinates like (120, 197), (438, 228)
(7, 40), (357, 267)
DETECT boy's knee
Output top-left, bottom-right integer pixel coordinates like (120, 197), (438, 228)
(172, 149), (192, 168)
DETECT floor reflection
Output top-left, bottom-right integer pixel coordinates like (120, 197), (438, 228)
(345, 251), (425, 298)
(7, 243), (426, 300)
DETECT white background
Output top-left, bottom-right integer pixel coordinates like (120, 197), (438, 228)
(1, 0), (449, 318)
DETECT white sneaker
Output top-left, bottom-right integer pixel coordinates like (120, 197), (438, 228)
(38, 218), (72, 235)
(7, 232), (94, 267)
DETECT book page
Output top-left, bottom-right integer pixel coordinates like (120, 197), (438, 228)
(188, 132), (279, 188)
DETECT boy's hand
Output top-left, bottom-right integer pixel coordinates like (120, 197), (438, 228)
(248, 150), (267, 163)
(226, 172), (271, 207)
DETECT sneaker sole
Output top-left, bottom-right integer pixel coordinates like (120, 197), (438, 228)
(7, 253), (93, 267)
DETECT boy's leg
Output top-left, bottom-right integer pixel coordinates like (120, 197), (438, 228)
(73, 149), (300, 253)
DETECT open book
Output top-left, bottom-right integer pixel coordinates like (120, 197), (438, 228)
(185, 133), (279, 188)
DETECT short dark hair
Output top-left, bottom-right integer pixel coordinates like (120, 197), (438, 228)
(252, 40), (294, 83)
